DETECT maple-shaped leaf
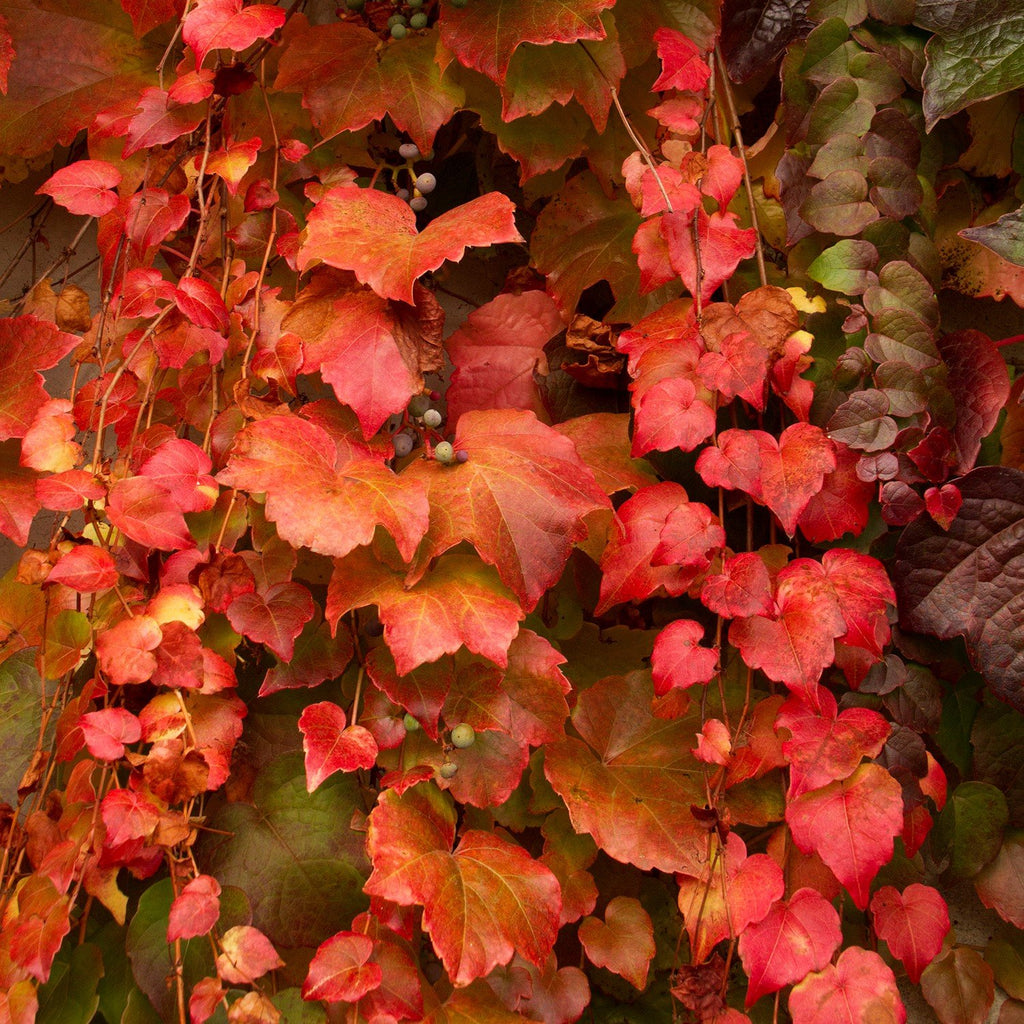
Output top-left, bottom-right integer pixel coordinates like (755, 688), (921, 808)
(652, 27), (712, 91)
(544, 671), (707, 874)
(404, 409), (608, 610)
(786, 763), (904, 909)
(660, 208), (758, 303)
(870, 884), (950, 984)
(100, 786), (160, 848)
(596, 483), (707, 614)
(698, 330), (770, 411)
(0, 317), (79, 441)
(167, 875), (222, 942)
(655, 500), (726, 568)
(37, 159), (122, 216)
(578, 896), (654, 990)
(737, 888), (842, 1007)
(438, 0), (615, 85)
(204, 136), (260, 196)
(182, 0), (285, 67)
(0, 0), (162, 160)
(7, 876), (71, 984)
(299, 186), (521, 305)
(676, 833), (784, 962)
(121, 87), (203, 157)
(173, 277), (229, 332)
(79, 707), (141, 761)
(501, 12), (624, 130)
(299, 701), (378, 792)
(217, 413), (428, 561)
(445, 290), (562, 426)
(554, 413), (658, 495)
(46, 546), (117, 593)
(303, 931), (382, 1003)
(96, 614), (162, 687)
(789, 946), (905, 1024)
(293, 283), (442, 438)
(216, 925), (284, 985)
(106, 476), (193, 551)
(275, 20), (463, 154)
(650, 619), (718, 695)
(328, 549), (524, 674)
(226, 582), (314, 661)
(777, 687), (891, 798)
(365, 784), (560, 986)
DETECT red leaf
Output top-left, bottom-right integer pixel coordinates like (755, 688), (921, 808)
(96, 615), (162, 687)
(168, 875), (222, 942)
(737, 888), (842, 1007)
(365, 784), (560, 985)
(21, 399), (81, 473)
(870, 884), (949, 984)
(297, 285), (436, 438)
(37, 159), (121, 216)
(139, 438), (217, 513)
(0, 440), (40, 545)
(205, 136), (260, 196)
(0, 317), (79, 441)
(275, 20), (462, 154)
(36, 468), (105, 512)
(677, 833), (784, 962)
(925, 483), (962, 529)
(652, 28), (711, 92)
(786, 763), (904, 909)
(122, 88), (203, 157)
(259, 617), (354, 696)
(216, 925), (283, 985)
(79, 707), (141, 761)
(701, 552), (773, 618)
(366, 646), (453, 740)
(661, 208), (758, 303)
(544, 672), (707, 875)
(47, 546), (118, 593)
(596, 483), (705, 614)
(327, 550), (524, 674)
(107, 476), (194, 550)
(303, 932), (382, 1003)
(183, 0), (285, 67)
(405, 409), (608, 610)
(445, 290), (562, 425)
(101, 787), (160, 847)
(226, 582), (314, 661)
(651, 619), (718, 695)
(217, 412), (428, 561)
(975, 834), (1024, 928)
(698, 331), (770, 411)
(578, 896), (654, 990)
(554, 413), (658, 495)
(174, 277), (229, 331)
(439, 0), (615, 85)
(299, 186), (522, 304)
(152, 620), (204, 690)
(124, 188), (191, 256)
(778, 688), (890, 798)
(798, 442), (874, 542)
(789, 947), (905, 1024)
(7, 877), (71, 984)
(299, 701), (378, 791)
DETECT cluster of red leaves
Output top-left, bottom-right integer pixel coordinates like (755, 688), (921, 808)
(0, 0), (1019, 1022)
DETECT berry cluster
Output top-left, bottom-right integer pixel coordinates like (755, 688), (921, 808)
(391, 393), (467, 465)
(391, 142), (437, 212)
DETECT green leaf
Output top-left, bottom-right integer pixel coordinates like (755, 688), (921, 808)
(200, 753), (369, 948)
(918, 1), (1024, 129)
(960, 206), (1024, 269)
(933, 781), (1009, 878)
(37, 942), (102, 1024)
(0, 650), (44, 805)
(808, 239), (879, 294)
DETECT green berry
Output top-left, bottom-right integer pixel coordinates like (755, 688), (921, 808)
(390, 22), (407, 38)
(387, 13), (407, 26)
(434, 441), (455, 464)
(439, 761), (458, 779)
(422, 408), (442, 428)
(403, 712), (420, 732)
(450, 723), (475, 748)
(408, 394), (430, 417)
(410, 11), (428, 27)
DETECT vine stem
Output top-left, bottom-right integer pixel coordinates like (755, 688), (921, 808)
(714, 48), (768, 288)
